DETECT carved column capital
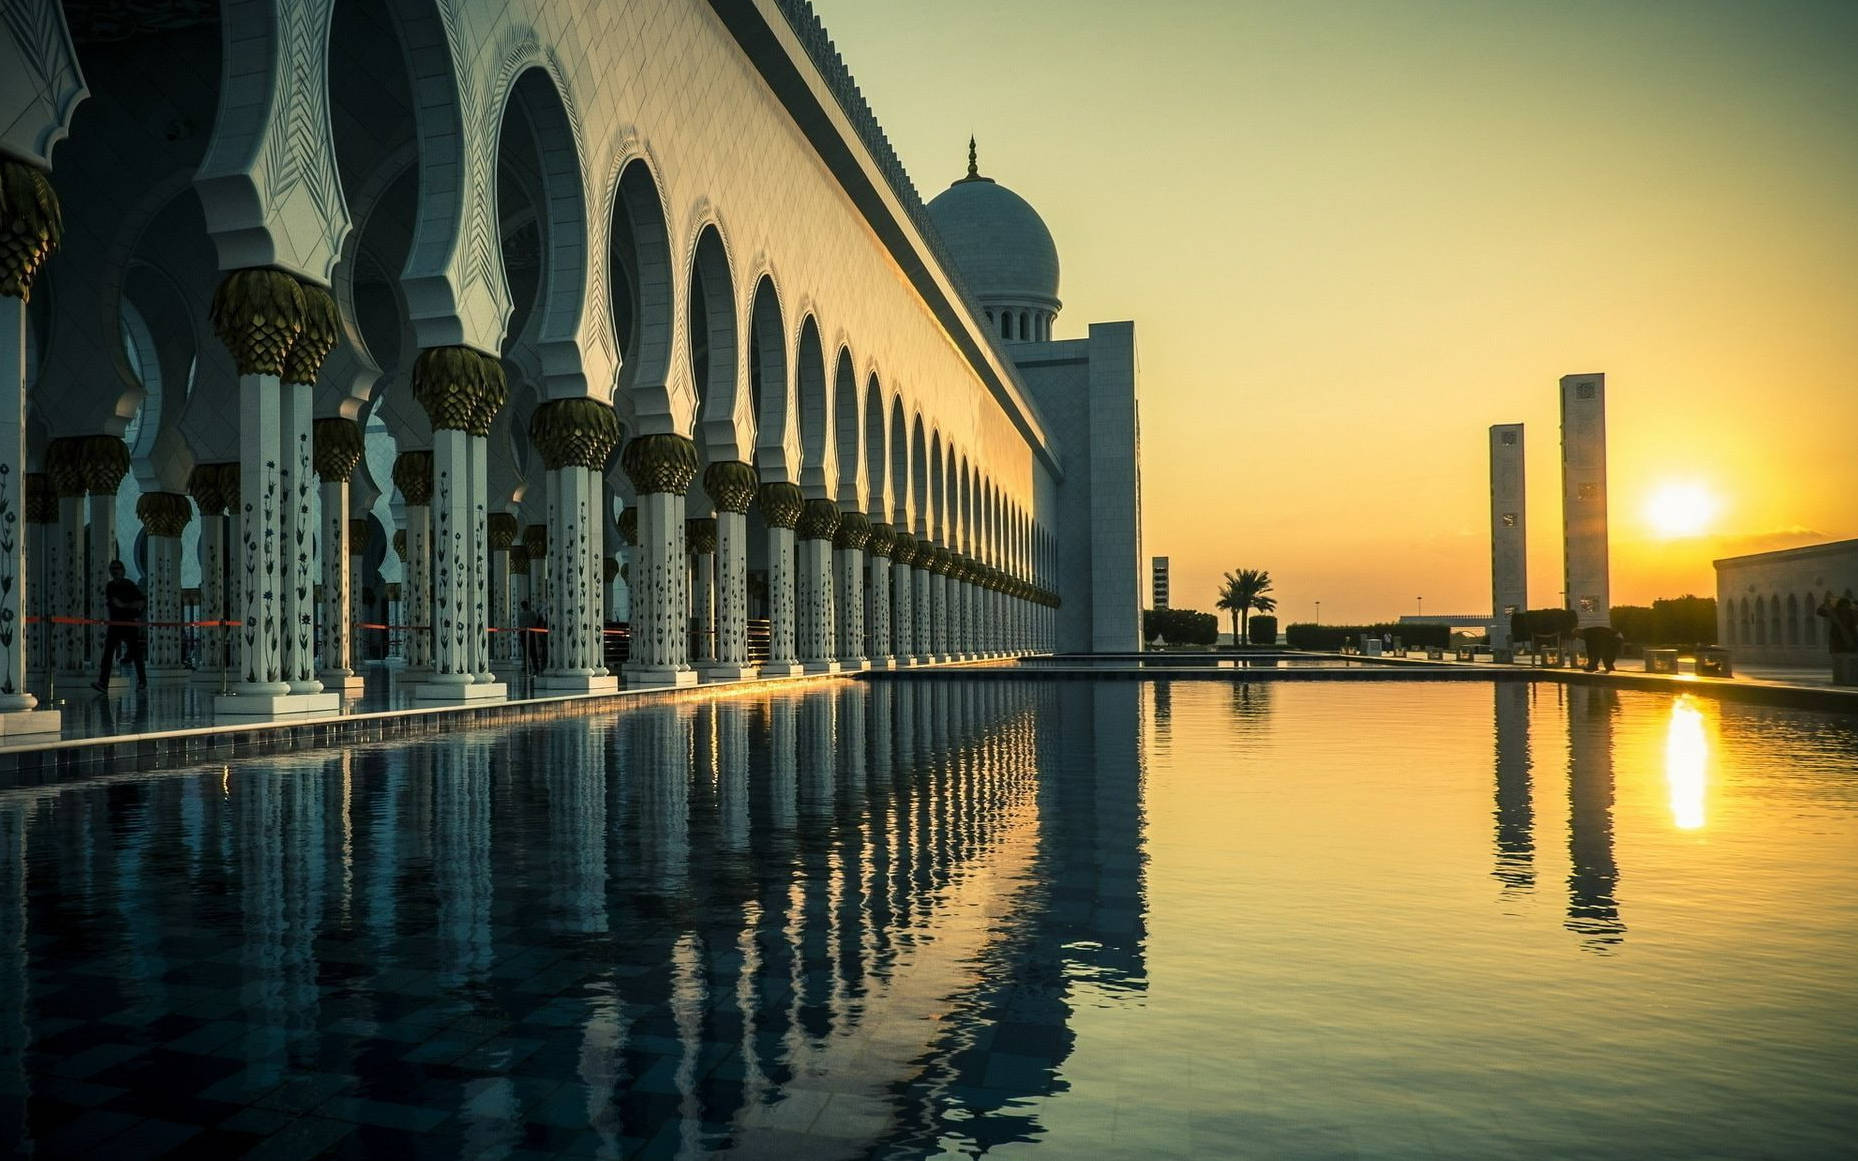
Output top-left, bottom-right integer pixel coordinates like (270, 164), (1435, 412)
(488, 512), (518, 551)
(617, 508), (638, 547)
(603, 556), (621, 584)
(392, 529), (407, 561)
(24, 474), (56, 524)
(523, 524), (548, 558)
(312, 417), (365, 481)
(832, 511), (870, 551)
(796, 498), (841, 542)
(865, 523), (895, 558)
(687, 517), (718, 555)
(348, 519), (371, 553)
(210, 268), (306, 377)
(392, 450), (433, 505)
(891, 531), (916, 566)
(620, 433), (698, 495)
(529, 398), (622, 471)
(703, 460), (759, 514)
(79, 435), (130, 496)
(413, 346), (505, 435)
(756, 482), (804, 529)
(135, 492), (194, 537)
(187, 463), (226, 515)
(45, 438), (86, 498)
(282, 282), (339, 385)
(0, 160), (63, 302)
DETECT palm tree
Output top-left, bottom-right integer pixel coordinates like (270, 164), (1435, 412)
(1216, 569), (1277, 645)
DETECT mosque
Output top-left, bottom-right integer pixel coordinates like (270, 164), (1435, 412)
(0, 0), (1143, 735)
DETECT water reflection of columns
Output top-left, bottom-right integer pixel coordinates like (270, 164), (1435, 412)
(435, 738), (495, 981)
(1, 805), (26, 1155)
(549, 722), (609, 933)
(1566, 685), (1624, 951)
(1492, 683), (1535, 897)
(634, 704), (691, 895)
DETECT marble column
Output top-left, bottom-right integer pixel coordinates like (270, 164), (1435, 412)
(347, 520), (370, 667)
(529, 399), (622, 693)
(950, 558), (969, 659)
(393, 452), (433, 674)
(313, 419), (365, 694)
(44, 440), (84, 677)
(80, 436), (129, 682)
(487, 513), (517, 669)
(618, 432), (698, 689)
(278, 387), (319, 694)
(522, 525), (547, 669)
(758, 482), (804, 678)
(136, 493), (192, 680)
(687, 517), (717, 664)
(700, 461), (758, 682)
(411, 347), (506, 702)
(208, 269), (339, 715)
(913, 549), (933, 663)
(469, 410), (498, 684)
(796, 499), (840, 674)
(865, 524), (894, 667)
(928, 547), (951, 662)
(506, 545), (530, 666)
(833, 511), (869, 670)
(0, 197), (59, 733)
(891, 533), (917, 665)
(188, 464), (233, 683)
(22, 476), (55, 686)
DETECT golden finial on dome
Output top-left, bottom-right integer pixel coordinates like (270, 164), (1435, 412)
(955, 135), (994, 185)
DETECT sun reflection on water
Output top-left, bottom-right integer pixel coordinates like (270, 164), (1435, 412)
(1666, 695), (1709, 830)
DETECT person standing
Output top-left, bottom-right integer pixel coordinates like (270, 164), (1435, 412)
(93, 560), (148, 692)
(1817, 595), (1857, 654)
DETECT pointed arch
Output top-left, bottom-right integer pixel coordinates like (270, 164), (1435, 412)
(794, 317), (830, 499)
(688, 223), (745, 463)
(889, 396), (910, 529)
(928, 429), (945, 543)
(863, 376), (888, 520)
(608, 157), (677, 425)
(748, 274), (793, 482)
(910, 414), (929, 538)
(832, 346), (861, 509)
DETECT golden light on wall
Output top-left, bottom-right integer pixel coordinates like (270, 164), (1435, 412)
(1665, 695), (1710, 831)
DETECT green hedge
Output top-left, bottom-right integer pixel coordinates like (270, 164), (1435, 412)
(1247, 615), (1279, 645)
(1143, 607), (1219, 646)
(1284, 622), (1449, 650)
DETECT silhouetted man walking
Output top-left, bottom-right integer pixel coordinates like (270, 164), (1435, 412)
(93, 561), (147, 692)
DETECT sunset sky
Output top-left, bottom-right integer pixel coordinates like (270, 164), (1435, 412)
(810, 0), (1858, 623)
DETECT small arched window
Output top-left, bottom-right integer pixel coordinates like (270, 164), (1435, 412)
(1769, 597), (1782, 646)
(1803, 592), (1817, 648)
(1018, 312), (1029, 341)
(999, 313), (1012, 339)
(1786, 594), (1800, 645)
(1755, 597), (1768, 645)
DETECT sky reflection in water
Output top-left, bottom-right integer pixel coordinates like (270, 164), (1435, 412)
(0, 679), (1853, 1159)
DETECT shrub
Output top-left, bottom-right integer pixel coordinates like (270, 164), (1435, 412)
(1284, 622), (1449, 650)
(1247, 615), (1278, 645)
(1144, 607), (1218, 646)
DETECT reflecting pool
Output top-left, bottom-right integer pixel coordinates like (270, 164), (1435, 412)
(2, 680), (1855, 1158)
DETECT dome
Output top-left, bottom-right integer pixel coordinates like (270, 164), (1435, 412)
(926, 145), (1061, 308)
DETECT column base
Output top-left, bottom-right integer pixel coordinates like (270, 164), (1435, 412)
(761, 662), (806, 678)
(697, 663), (761, 683)
(621, 667), (698, 690)
(536, 673), (622, 695)
(801, 660), (842, 675)
(0, 709), (61, 738)
(414, 680), (507, 703)
(869, 656), (898, 670)
(320, 672), (368, 696)
(839, 658), (872, 671)
(213, 691), (342, 718)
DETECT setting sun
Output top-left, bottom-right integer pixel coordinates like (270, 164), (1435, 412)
(1646, 482), (1720, 539)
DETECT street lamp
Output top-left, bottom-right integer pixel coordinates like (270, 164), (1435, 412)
(1417, 596), (1424, 617)
(1315, 600), (1321, 624)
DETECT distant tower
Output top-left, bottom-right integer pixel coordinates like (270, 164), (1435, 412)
(1489, 424), (1527, 648)
(1151, 556), (1170, 609)
(1560, 374), (1610, 628)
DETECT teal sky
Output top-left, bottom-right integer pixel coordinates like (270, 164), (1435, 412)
(809, 0), (1858, 622)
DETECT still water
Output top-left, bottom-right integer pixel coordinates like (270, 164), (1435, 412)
(1, 680), (1854, 1159)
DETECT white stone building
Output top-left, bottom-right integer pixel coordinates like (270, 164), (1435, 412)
(1714, 538), (1858, 665)
(0, 0), (1145, 728)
